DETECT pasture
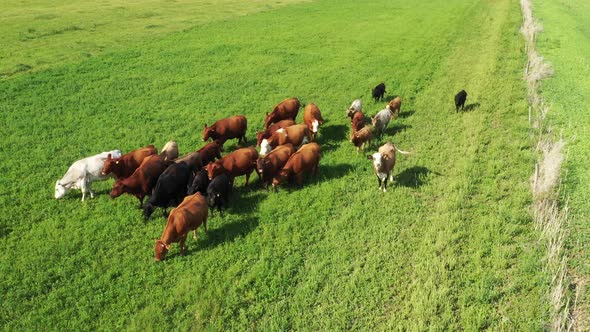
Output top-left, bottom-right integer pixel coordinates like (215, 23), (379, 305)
(0, 0), (555, 329)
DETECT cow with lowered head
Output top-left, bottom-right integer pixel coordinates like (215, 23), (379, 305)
(205, 146), (258, 186)
(264, 97), (300, 129)
(256, 143), (296, 190)
(143, 162), (191, 220)
(203, 115), (247, 145)
(256, 119), (296, 146)
(197, 140), (223, 165)
(272, 142), (321, 190)
(206, 173), (232, 217)
(110, 155), (172, 206)
(259, 124), (311, 155)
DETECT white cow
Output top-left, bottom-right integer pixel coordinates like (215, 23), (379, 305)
(55, 150), (122, 201)
(346, 99), (362, 118)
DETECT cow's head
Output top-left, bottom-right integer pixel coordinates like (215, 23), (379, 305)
(205, 162), (224, 181)
(272, 169), (289, 190)
(264, 112), (275, 129)
(110, 180), (126, 198)
(346, 108), (356, 119)
(154, 240), (170, 261)
(256, 158), (268, 175)
(206, 192), (221, 209)
(311, 120), (319, 134)
(101, 154), (122, 176)
(259, 139), (272, 155)
(202, 124), (217, 142)
(367, 152), (382, 169)
(54, 180), (68, 199)
(255, 131), (268, 147)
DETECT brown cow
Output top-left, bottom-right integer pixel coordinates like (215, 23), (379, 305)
(256, 143), (296, 190)
(350, 111), (366, 134)
(386, 97), (402, 119)
(351, 126), (374, 153)
(175, 151), (203, 173)
(154, 192), (208, 261)
(272, 142), (321, 190)
(264, 97), (300, 129)
(205, 146), (258, 186)
(160, 141), (179, 161)
(255, 119), (296, 146)
(259, 124), (311, 155)
(101, 145), (157, 179)
(197, 140), (223, 165)
(202, 115), (247, 145)
(367, 141), (410, 192)
(303, 103), (324, 139)
(110, 155), (172, 206)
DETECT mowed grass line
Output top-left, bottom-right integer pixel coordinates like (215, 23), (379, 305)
(534, 0), (590, 327)
(1, 0), (545, 330)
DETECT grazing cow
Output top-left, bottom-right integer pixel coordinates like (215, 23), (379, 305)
(143, 162), (191, 220)
(197, 141), (223, 165)
(372, 83), (386, 102)
(346, 99), (362, 118)
(205, 146), (258, 186)
(371, 108), (393, 138)
(350, 111), (366, 134)
(303, 103), (324, 139)
(264, 97), (301, 129)
(187, 169), (209, 196)
(175, 151), (203, 173)
(202, 115), (247, 145)
(272, 142), (321, 190)
(386, 97), (402, 119)
(55, 150), (122, 201)
(256, 143), (296, 190)
(110, 155), (172, 206)
(455, 89), (467, 112)
(367, 142), (410, 192)
(351, 126), (374, 153)
(154, 192), (208, 261)
(101, 145), (157, 179)
(259, 124), (311, 155)
(255, 119), (296, 146)
(206, 173), (232, 217)
(160, 141), (179, 161)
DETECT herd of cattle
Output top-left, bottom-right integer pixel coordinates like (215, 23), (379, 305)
(54, 84), (468, 260)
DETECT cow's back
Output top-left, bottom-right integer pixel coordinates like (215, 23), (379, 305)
(222, 147), (258, 172)
(131, 145), (158, 167)
(284, 124), (310, 145)
(168, 193), (208, 236)
(285, 143), (320, 174)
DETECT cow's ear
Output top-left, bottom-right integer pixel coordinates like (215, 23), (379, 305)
(265, 112), (268, 116)
(367, 155), (373, 160)
(165, 244), (171, 250)
(204, 124), (207, 129)
(107, 153), (112, 160)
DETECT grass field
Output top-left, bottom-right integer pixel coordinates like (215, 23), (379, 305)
(0, 0), (552, 329)
(534, 0), (590, 328)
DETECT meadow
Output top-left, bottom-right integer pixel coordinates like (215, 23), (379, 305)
(0, 0), (553, 330)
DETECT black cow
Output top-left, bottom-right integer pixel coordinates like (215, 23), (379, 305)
(372, 83), (386, 102)
(187, 169), (209, 196)
(455, 89), (467, 112)
(143, 162), (191, 220)
(206, 173), (232, 217)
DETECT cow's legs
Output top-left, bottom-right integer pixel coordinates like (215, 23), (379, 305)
(297, 173), (303, 187)
(244, 172), (251, 187)
(180, 235), (188, 255)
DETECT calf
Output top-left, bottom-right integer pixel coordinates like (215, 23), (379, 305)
(110, 155), (172, 206)
(351, 126), (374, 153)
(143, 162), (191, 220)
(346, 99), (362, 118)
(175, 151), (203, 173)
(187, 169), (209, 196)
(259, 124), (311, 155)
(272, 142), (321, 190)
(203, 115), (247, 145)
(255, 119), (296, 146)
(197, 141), (223, 165)
(206, 173), (232, 217)
(371, 108), (393, 138)
(154, 192), (208, 261)
(303, 102), (324, 139)
(264, 97), (300, 129)
(160, 141), (179, 161)
(55, 149), (122, 201)
(367, 142), (410, 192)
(205, 146), (258, 186)
(455, 89), (467, 112)
(256, 143), (296, 190)
(386, 97), (402, 119)
(350, 111), (366, 134)
(101, 145), (157, 179)
(372, 83), (386, 102)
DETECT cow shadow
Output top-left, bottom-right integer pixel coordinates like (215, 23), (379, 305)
(398, 110), (415, 118)
(460, 102), (480, 113)
(319, 124), (348, 143)
(385, 95), (399, 101)
(387, 124), (412, 136)
(395, 166), (440, 188)
(320, 163), (354, 181)
(192, 216), (260, 252)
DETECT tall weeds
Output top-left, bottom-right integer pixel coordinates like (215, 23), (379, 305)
(520, 0), (574, 330)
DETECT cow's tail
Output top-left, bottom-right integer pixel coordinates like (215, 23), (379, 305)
(395, 146), (411, 155)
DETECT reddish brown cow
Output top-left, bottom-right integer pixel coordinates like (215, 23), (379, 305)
(259, 124), (311, 155)
(197, 141), (223, 165)
(154, 192), (208, 261)
(202, 115), (247, 145)
(110, 155), (172, 206)
(255, 119), (296, 146)
(101, 145), (157, 179)
(303, 103), (324, 139)
(386, 97), (402, 119)
(205, 146), (258, 186)
(272, 142), (321, 190)
(264, 97), (300, 129)
(351, 126), (374, 153)
(256, 144), (296, 190)
(350, 111), (366, 134)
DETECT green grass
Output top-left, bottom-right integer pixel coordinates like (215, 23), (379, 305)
(534, 0), (590, 327)
(1, 0), (548, 329)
